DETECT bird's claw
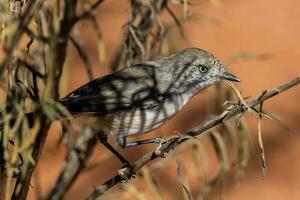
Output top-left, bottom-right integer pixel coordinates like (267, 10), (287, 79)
(154, 138), (168, 158)
(118, 162), (136, 182)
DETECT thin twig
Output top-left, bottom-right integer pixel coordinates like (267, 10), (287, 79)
(0, 0), (44, 75)
(165, 3), (186, 38)
(45, 128), (97, 200)
(69, 35), (94, 80)
(85, 76), (300, 199)
(110, 0), (167, 70)
(73, 0), (105, 23)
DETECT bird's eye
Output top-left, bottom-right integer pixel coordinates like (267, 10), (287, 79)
(199, 65), (208, 73)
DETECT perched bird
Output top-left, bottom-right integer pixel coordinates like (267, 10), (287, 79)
(1, 48), (240, 165)
(59, 48), (240, 153)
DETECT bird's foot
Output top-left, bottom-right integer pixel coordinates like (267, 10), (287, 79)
(118, 162), (137, 182)
(154, 138), (168, 158)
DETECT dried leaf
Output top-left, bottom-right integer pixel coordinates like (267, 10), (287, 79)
(258, 103), (267, 179)
(173, 149), (194, 200)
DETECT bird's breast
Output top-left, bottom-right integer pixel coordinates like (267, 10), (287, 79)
(72, 94), (191, 138)
(109, 94), (190, 137)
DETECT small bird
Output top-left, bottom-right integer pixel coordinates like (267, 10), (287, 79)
(59, 48), (240, 153)
(1, 48), (240, 165)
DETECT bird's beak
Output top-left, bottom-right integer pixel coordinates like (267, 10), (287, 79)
(220, 71), (240, 82)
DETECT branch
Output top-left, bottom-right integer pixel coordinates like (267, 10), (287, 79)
(45, 128), (97, 200)
(11, 1), (79, 199)
(0, 0), (44, 75)
(110, 0), (168, 70)
(85, 76), (300, 199)
(73, 0), (105, 23)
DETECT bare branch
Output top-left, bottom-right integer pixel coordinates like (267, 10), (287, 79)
(45, 128), (97, 200)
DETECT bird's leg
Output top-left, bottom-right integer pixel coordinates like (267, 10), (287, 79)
(120, 137), (163, 148)
(95, 133), (129, 166)
(98, 135), (136, 181)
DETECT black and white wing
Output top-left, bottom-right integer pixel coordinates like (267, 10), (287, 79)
(59, 63), (166, 114)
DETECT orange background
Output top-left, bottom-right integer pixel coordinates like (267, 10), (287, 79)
(28, 0), (300, 199)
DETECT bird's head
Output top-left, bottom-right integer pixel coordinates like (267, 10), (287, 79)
(163, 48), (240, 94)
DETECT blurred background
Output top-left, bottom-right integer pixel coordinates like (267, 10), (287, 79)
(28, 0), (300, 199)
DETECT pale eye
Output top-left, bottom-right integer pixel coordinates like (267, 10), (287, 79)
(199, 65), (208, 73)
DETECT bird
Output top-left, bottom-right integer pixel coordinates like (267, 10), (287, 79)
(1, 48), (240, 165)
(58, 48), (240, 158)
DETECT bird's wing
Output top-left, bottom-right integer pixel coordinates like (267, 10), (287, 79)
(59, 93), (132, 113)
(59, 64), (165, 114)
(59, 74), (133, 113)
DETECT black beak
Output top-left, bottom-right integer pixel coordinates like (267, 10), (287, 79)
(221, 71), (240, 82)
